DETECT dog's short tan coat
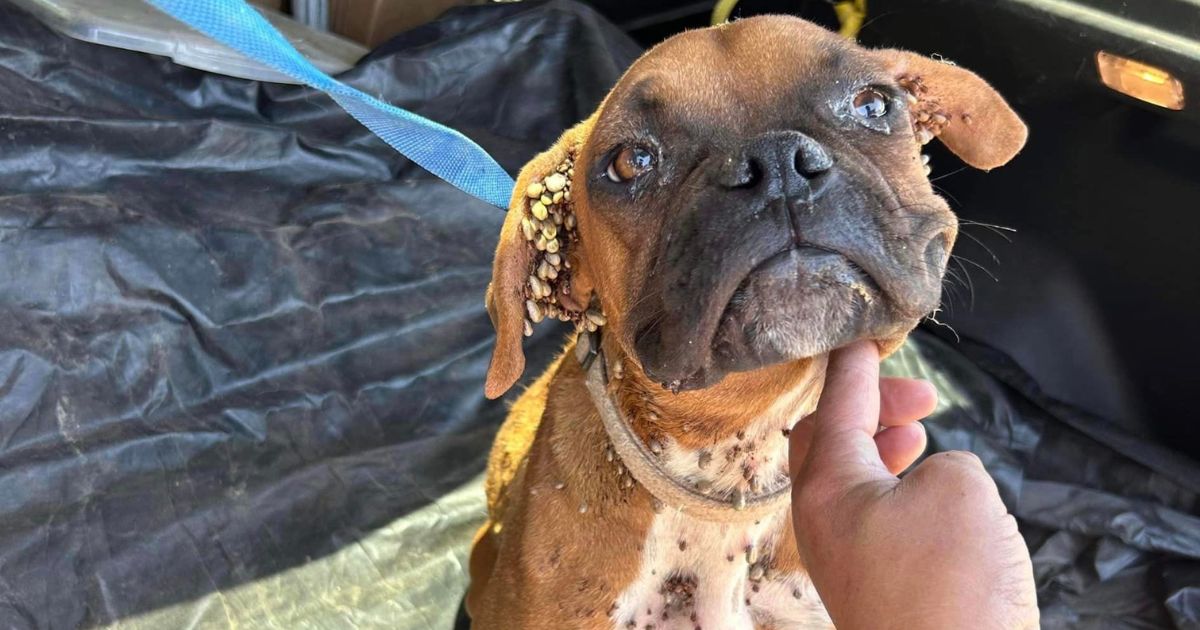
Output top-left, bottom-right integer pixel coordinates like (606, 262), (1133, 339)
(466, 15), (1025, 629)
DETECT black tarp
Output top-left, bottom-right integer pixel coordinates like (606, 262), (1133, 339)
(0, 1), (1195, 628)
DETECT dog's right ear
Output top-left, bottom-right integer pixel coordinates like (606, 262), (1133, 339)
(484, 118), (597, 399)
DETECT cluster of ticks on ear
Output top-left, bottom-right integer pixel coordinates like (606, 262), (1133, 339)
(519, 149), (606, 338)
(895, 75), (950, 175)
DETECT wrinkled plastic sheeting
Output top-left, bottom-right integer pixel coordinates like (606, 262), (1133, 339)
(0, 1), (639, 627)
(884, 336), (1200, 629)
(0, 0), (1196, 628)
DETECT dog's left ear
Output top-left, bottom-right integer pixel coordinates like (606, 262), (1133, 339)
(875, 50), (1028, 170)
(484, 117), (597, 399)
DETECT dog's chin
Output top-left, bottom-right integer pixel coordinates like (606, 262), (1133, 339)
(641, 247), (905, 391)
(713, 245), (878, 369)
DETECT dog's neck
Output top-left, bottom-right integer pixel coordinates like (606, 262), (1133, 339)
(600, 334), (827, 502)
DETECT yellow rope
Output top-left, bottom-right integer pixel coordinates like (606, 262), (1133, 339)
(710, 0), (867, 41)
(710, 0), (739, 26)
(834, 0), (867, 39)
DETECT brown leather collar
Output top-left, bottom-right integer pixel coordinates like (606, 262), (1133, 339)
(576, 330), (792, 523)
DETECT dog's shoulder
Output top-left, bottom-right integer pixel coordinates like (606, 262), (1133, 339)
(484, 353), (565, 517)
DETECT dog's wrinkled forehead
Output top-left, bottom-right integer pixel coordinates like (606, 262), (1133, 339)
(596, 17), (882, 138)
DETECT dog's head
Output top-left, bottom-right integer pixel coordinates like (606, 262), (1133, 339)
(484, 16), (1026, 398)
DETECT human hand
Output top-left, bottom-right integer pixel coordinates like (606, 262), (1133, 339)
(789, 340), (1038, 630)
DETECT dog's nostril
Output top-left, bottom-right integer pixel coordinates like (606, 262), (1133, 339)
(924, 230), (954, 268)
(794, 142), (833, 177)
(726, 157), (762, 189)
(744, 159), (763, 187)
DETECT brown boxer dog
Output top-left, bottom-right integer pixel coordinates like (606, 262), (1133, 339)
(466, 15), (1026, 630)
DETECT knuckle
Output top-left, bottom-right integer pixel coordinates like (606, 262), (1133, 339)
(928, 450), (986, 474)
(944, 450), (985, 468)
(919, 451), (997, 491)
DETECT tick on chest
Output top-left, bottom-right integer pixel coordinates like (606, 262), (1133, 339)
(610, 509), (832, 630)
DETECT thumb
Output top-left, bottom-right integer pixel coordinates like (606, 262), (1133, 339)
(789, 340), (895, 502)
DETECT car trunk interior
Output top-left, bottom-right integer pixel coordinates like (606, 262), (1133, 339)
(1, 2), (1196, 627)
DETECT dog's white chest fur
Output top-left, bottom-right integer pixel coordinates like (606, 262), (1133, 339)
(611, 379), (832, 629)
(611, 508), (831, 630)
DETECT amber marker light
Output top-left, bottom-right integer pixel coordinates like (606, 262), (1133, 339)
(1096, 51), (1185, 111)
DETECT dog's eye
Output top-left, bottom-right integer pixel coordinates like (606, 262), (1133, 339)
(852, 88), (889, 118)
(606, 145), (656, 183)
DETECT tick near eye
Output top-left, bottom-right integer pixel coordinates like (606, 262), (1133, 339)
(606, 145), (656, 183)
(852, 88), (889, 118)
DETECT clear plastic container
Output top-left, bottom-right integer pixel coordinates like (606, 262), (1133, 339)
(10, 0), (367, 84)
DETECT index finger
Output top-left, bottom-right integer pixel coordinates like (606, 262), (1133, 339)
(789, 340), (892, 488)
(812, 340), (883, 441)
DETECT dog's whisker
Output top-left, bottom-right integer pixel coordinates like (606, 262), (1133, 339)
(938, 286), (961, 317)
(949, 257), (977, 310)
(958, 219), (1016, 242)
(924, 308), (961, 343)
(958, 219), (1016, 232)
(930, 184), (963, 209)
(940, 266), (970, 311)
(631, 308), (671, 349)
(941, 264), (968, 292)
(955, 228), (1002, 265)
(928, 165), (968, 183)
(951, 253), (999, 284)
(882, 202), (940, 216)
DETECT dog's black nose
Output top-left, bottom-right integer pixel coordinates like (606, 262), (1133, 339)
(722, 131), (833, 193)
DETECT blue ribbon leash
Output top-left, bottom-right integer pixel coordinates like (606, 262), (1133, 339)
(147, 0), (515, 209)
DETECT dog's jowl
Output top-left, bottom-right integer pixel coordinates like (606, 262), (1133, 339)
(467, 15), (1026, 630)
